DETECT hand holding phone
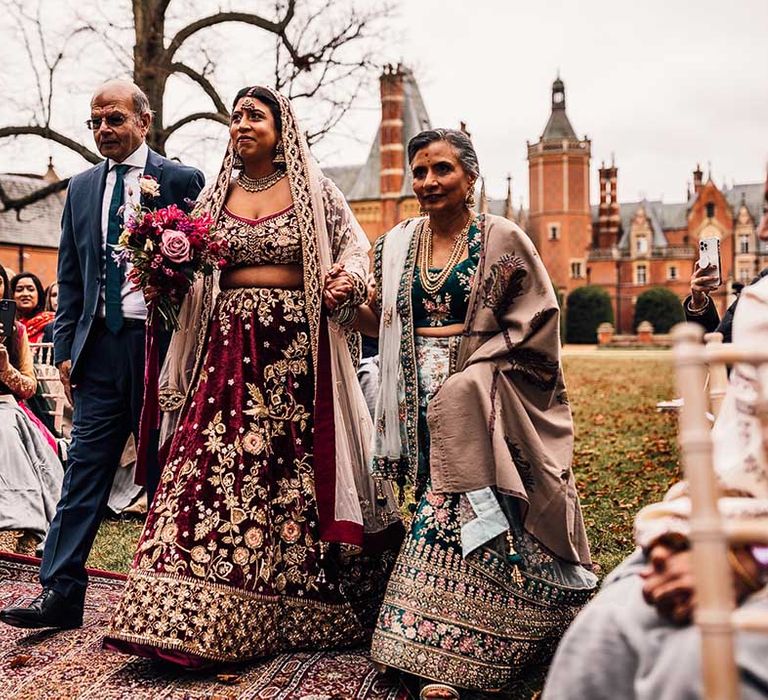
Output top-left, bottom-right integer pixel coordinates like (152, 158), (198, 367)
(698, 237), (722, 287)
(0, 299), (16, 341)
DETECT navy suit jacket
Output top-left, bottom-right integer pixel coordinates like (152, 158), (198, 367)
(53, 148), (204, 381)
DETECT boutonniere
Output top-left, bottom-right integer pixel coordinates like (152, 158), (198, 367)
(138, 174), (161, 199)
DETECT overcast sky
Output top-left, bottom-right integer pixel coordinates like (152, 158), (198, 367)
(2, 0), (767, 207)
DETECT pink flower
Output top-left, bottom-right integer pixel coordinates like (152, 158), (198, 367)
(159, 229), (191, 263)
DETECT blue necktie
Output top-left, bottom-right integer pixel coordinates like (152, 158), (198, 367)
(105, 164), (129, 334)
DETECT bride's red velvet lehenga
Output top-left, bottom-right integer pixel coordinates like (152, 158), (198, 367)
(105, 204), (399, 666)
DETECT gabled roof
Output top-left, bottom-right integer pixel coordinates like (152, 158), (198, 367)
(0, 173), (64, 248)
(612, 199), (670, 250)
(723, 182), (764, 224)
(340, 68), (431, 202)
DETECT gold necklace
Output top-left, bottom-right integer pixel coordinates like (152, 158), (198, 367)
(236, 168), (286, 193)
(418, 214), (474, 295)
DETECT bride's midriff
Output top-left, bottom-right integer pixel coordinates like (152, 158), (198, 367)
(415, 323), (465, 338)
(219, 264), (303, 290)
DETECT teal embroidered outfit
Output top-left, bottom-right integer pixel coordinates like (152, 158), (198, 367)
(369, 214), (596, 693)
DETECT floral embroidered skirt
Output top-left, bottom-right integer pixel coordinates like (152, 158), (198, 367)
(105, 287), (390, 665)
(370, 336), (591, 692)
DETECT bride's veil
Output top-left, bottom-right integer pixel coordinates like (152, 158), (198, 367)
(157, 87), (399, 543)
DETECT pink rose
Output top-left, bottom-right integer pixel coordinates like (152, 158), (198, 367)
(159, 229), (191, 263)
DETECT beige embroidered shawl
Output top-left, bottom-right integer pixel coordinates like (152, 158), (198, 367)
(427, 215), (592, 566)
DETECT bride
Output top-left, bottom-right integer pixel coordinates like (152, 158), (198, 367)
(104, 85), (401, 667)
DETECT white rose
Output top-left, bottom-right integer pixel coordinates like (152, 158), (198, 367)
(138, 175), (161, 198)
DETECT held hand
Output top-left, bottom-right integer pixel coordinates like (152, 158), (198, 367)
(690, 262), (720, 309)
(323, 270), (354, 311)
(0, 344), (8, 373)
(57, 359), (74, 405)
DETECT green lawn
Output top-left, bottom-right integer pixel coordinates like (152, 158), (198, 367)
(88, 354), (681, 578)
(565, 355), (680, 574)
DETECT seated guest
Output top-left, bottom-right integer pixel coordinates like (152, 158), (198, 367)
(11, 272), (54, 343)
(42, 282), (59, 343)
(6, 271), (61, 438)
(0, 312), (63, 556)
(543, 275), (768, 700)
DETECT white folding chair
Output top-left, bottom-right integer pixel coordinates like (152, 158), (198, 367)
(673, 323), (768, 699)
(29, 341), (68, 435)
(703, 332), (729, 418)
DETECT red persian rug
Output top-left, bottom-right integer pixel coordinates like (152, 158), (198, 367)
(0, 552), (406, 700)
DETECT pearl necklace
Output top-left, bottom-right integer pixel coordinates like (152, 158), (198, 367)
(418, 214), (474, 295)
(236, 168), (286, 193)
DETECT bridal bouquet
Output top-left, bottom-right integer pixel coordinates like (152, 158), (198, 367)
(114, 197), (227, 331)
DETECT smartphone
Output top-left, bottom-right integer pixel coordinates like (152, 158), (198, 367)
(698, 237), (722, 287)
(0, 299), (16, 340)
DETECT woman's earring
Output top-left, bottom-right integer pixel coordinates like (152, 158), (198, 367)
(232, 150), (244, 169)
(273, 141), (286, 167)
(465, 187), (476, 209)
(419, 204), (427, 216)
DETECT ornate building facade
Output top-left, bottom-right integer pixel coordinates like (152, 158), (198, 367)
(327, 67), (766, 333)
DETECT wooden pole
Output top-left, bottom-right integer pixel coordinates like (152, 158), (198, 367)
(673, 323), (739, 700)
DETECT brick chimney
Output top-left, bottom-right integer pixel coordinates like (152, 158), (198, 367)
(693, 163), (704, 195)
(380, 64), (405, 229)
(596, 160), (619, 248)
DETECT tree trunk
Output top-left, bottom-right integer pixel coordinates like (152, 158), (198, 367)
(132, 0), (170, 154)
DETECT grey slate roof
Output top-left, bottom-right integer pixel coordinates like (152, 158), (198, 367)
(338, 68), (431, 202)
(0, 174), (64, 248)
(592, 180), (764, 252)
(724, 182), (764, 223)
(322, 165), (361, 195)
(541, 108), (578, 142)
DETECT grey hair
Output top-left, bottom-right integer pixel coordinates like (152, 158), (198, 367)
(407, 128), (480, 181)
(131, 86), (152, 117)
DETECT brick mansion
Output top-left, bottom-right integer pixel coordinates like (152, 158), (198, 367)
(325, 66), (766, 333)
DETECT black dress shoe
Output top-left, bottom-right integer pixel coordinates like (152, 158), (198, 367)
(0, 589), (83, 629)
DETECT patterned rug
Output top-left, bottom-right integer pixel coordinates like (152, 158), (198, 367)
(0, 552), (406, 700)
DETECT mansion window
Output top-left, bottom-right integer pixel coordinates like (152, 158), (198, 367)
(570, 260), (584, 279)
(667, 265), (678, 281)
(548, 224), (560, 240)
(636, 264), (647, 285)
(706, 202), (715, 218)
(740, 234), (750, 254)
(739, 267), (752, 284)
(635, 236), (648, 255)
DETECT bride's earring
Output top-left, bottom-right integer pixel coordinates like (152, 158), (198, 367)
(232, 150), (244, 169)
(273, 141), (286, 167)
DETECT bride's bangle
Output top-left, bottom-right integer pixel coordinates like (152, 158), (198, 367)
(334, 305), (359, 328)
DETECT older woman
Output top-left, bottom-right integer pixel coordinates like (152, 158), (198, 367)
(0, 264), (63, 555)
(104, 86), (401, 667)
(10, 272), (54, 343)
(357, 129), (597, 697)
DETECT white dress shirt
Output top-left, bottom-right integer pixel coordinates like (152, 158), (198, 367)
(99, 141), (149, 320)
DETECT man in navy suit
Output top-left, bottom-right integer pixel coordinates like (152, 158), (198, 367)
(0, 80), (204, 630)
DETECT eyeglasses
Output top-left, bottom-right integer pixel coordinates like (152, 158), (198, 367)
(85, 113), (129, 131)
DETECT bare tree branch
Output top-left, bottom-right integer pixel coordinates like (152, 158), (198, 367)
(0, 126), (101, 163)
(0, 178), (69, 214)
(165, 3), (297, 61)
(170, 62), (228, 116)
(162, 111), (229, 140)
